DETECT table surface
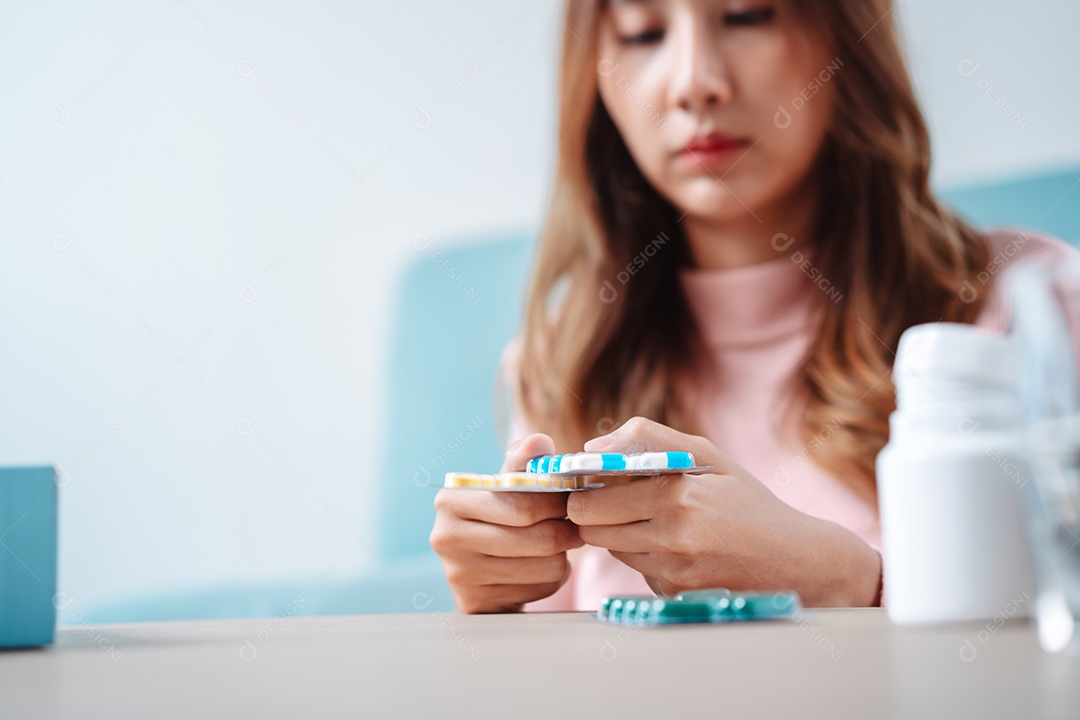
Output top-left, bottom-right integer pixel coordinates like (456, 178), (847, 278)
(1, 609), (1076, 719)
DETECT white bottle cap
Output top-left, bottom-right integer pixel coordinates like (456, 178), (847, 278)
(894, 322), (1017, 390)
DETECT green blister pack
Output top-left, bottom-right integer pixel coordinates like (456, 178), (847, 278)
(597, 588), (801, 625)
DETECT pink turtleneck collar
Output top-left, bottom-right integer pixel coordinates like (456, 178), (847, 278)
(678, 248), (827, 348)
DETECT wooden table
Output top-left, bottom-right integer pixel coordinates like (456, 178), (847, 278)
(1, 609), (1076, 718)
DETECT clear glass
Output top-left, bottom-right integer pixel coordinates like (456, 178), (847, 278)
(1021, 423), (1080, 655)
(1007, 261), (1080, 655)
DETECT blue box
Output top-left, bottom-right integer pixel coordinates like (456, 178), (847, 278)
(0, 466), (57, 647)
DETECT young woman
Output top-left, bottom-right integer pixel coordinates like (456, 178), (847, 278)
(430, 0), (1080, 613)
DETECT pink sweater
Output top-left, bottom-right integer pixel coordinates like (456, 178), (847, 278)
(513, 227), (1080, 611)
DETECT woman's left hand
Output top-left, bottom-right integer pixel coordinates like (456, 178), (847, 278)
(565, 417), (882, 606)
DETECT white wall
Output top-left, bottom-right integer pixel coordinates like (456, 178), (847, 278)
(0, 0), (560, 620)
(1, 0), (1076, 621)
(899, 0), (1080, 186)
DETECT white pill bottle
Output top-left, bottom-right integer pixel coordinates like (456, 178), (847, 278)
(877, 322), (1034, 625)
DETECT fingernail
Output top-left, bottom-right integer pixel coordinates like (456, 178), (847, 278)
(584, 434), (614, 451)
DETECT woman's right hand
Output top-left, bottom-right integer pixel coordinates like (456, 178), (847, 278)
(430, 433), (582, 613)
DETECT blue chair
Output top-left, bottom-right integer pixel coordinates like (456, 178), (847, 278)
(938, 166), (1080, 245)
(82, 166), (1080, 623)
(379, 233), (535, 560)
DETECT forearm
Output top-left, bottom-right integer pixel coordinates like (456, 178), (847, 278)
(790, 515), (883, 607)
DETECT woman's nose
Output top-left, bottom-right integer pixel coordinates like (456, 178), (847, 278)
(667, 20), (732, 114)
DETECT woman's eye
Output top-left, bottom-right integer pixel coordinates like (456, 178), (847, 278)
(723, 7), (775, 26)
(619, 28), (664, 46)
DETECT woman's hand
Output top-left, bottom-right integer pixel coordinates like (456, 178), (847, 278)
(430, 433), (583, 613)
(566, 417), (882, 607)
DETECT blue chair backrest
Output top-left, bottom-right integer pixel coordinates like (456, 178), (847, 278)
(378, 233), (535, 562)
(939, 167), (1080, 245)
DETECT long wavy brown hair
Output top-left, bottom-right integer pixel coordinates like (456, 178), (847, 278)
(514, 0), (989, 503)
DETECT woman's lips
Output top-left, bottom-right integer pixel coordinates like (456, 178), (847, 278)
(677, 136), (749, 167)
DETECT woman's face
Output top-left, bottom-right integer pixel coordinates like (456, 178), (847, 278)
(596, 0), (837, 227)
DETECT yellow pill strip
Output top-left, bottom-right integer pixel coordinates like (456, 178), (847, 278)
(443, 472), (605, 492)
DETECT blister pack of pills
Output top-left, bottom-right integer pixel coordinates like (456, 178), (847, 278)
(597, 588), (802, 625)
(443, 451), (714, 492)
(525, 451), (710, 475)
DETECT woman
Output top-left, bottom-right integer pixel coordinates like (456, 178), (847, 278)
(430, 0), (1080, 613)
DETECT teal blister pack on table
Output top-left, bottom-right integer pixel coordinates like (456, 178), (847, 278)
(597, 588), (801, 625)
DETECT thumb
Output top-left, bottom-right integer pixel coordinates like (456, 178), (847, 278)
(500, 433), (557, 472)
(582, 416), (739, 474)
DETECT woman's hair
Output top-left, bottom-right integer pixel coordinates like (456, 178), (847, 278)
(514, 0), (989, 502)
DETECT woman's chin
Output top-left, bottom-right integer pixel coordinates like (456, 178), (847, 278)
(673, 190), (761, 227)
